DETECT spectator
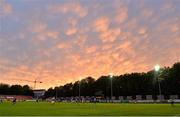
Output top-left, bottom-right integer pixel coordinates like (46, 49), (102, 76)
(12, 97), (17, 105)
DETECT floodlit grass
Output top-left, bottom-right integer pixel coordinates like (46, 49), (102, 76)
(0, 102), (180, 116)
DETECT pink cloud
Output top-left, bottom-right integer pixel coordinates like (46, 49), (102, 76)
(30, 23), (59, 41)
(99, 28), (121, 43)
(73, 35), (87, 46)
(0, 0), (12, 16)
(170, 25), (179, 32)
(46, 31), (59, 39)
(66, 27), (77, 35)
(115, 7), (128, 24)
(138, 27), (147, 35)
(115, 39), (135, 57)
(68, 18), (78, 27)
(93, 17), (109, 32)
(93, 17), (121, 43)
(85, 46), (97, 54)
(102, 44), (113, 51)
(56, 43), (70, 49)
(48, 2), (88, 18)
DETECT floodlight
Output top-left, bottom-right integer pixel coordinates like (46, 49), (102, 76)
(154, 64), (160, 71)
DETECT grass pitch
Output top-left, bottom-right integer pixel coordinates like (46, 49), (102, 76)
(0, 102), (180, 116)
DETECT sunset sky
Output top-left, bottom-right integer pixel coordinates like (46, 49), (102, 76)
(0, 0), (180, 89)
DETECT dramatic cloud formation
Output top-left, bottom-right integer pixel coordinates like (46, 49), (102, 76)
(0, 0), (179, 89)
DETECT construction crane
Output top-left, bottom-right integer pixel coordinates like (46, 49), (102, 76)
(33, 79), (43, 89)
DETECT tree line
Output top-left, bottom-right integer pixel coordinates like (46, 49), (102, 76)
(45, 62), (180, 98)
(0, 84), (33, 96)
(0, 62), (179, 98)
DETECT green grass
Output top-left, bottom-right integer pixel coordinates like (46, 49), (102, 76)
(0, 102), (180, 116)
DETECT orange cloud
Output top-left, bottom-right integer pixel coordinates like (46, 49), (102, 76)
(102, 44), (112, 51)
(73, 35), (87, 48)
(66, 27), (77, 35)
(85, 46), (97, 54)
(46, 31), (59, 39)
(170, 25), (179, 32)
(138, 27), (147, 35)
(56, 43), (70, 49)
(93, 17), (109, 32)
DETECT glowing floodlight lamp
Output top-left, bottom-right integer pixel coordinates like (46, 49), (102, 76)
(154, 64), (160, 71)
(109, 73), (113, 78)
